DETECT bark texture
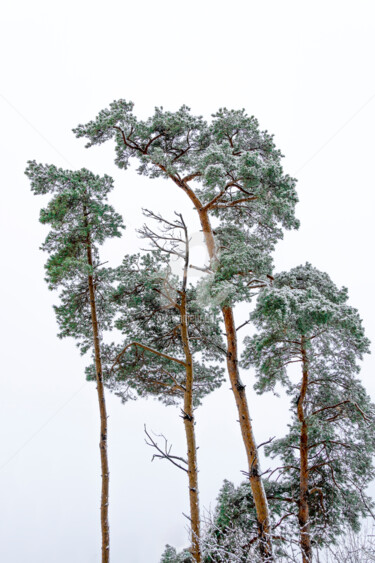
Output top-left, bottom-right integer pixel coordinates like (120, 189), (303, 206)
(180, 292), (201, 563)
(198, 206), (273, 560)
(298, 337), (312, 563)
(87, 236), (110, 563)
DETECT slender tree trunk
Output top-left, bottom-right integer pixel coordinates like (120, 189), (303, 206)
(86, 232), (110, 563)
(298, 337), (312, 563)
(199, 207), (273, 560)
(140, 162), (272, 558)
(179, 220), (201, 563)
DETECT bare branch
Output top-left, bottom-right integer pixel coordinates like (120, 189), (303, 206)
(272, 512), (295, 531)
(236, 319), (251, 332)
(189, 263), (212, 274)
(144, 425), (188, 473)
(257, 436), (276, 450)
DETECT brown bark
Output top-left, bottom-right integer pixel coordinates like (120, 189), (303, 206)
(298, 337), (312, 563)
(180, 292), (201, 563)
(198, 206), (273, 560)
(86, 227), (110, 563)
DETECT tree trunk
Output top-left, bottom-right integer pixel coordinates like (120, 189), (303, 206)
(199, 207), (273, 560)
(180, 288), (201, 561)
(298, 337), (312, 563)
(143, 162), (272, 558)
(86, 235), (110, 563)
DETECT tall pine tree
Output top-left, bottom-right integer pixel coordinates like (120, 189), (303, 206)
(25, 161), (124, 563)
(243, 263), (375, 562)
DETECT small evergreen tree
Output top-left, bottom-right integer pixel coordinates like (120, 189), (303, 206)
(242, 263), (375, 562)
(25, 161), (124, 563)
(201, 479), (292, 562)
(160, 544), (193, 563)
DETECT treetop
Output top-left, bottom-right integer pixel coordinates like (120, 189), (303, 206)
(73, 100), (299, 233)
(25, 161), (125, 288)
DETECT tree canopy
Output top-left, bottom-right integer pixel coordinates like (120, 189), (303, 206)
(242, 263), (375, 558)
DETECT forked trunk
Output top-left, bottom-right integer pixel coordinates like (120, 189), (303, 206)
(86, 234), (110, 563)
(298, 337), (312, 563)
(199, 207), (273, 560)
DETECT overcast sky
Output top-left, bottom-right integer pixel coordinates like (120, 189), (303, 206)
(1, 1), (375, 561)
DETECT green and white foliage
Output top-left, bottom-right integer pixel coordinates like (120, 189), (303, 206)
(161, 478), (294, 562)
(73, 102), (298, 231)
(25, 161), (124, 353)
(103, 251), (225, 405)
(160, 544), (193, 563)
(196, 223), (274, 308)
(200, 108), (298, 233)
(200, 479), (295, 562)
(74, 101), (299, 305)
(242, 263), (375, 547)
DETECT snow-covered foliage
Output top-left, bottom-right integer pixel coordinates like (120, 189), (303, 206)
(74, 101), (299, 306)
(74, 102), (298, 227)
(100, 250), (225, 405)
(196, 224), (274, 308)
(242, 263), (375, 553)
(25, 161), (124, 354)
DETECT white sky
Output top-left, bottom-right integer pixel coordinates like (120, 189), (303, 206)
(1, 1), (375, 561)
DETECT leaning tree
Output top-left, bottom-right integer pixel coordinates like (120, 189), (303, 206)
(25, 162), (124, 563)
(74, 102), (299, 558)
(242, 263), (375, 562)
(98, 211), (225, 562)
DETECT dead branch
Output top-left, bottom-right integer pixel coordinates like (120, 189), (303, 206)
(257, 436), (276, 450)
(144, 425), (188, 473)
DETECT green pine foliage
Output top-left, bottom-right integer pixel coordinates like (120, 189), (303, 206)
(25, 161), (124, 352)
(160, 544), (193, 563)
(162, 478), (293, 562)
(73, 102), (298, 231)
(201, 479), (292, 562)
(100, 251), (226, 404)
(196, 224), (274, 308)
(242, 263), (375, 549)
(26, 161), (124, 562)
(73, 101), (299, 306)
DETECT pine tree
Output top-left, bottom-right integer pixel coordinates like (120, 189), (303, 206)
(25, 161), (124, 563)
(242, 263), (375, 562)
(74, 102), (299, 559)
(201, 479), (291, 562)
(160, 544), (193, 563)
(101, 211), (225, 562)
